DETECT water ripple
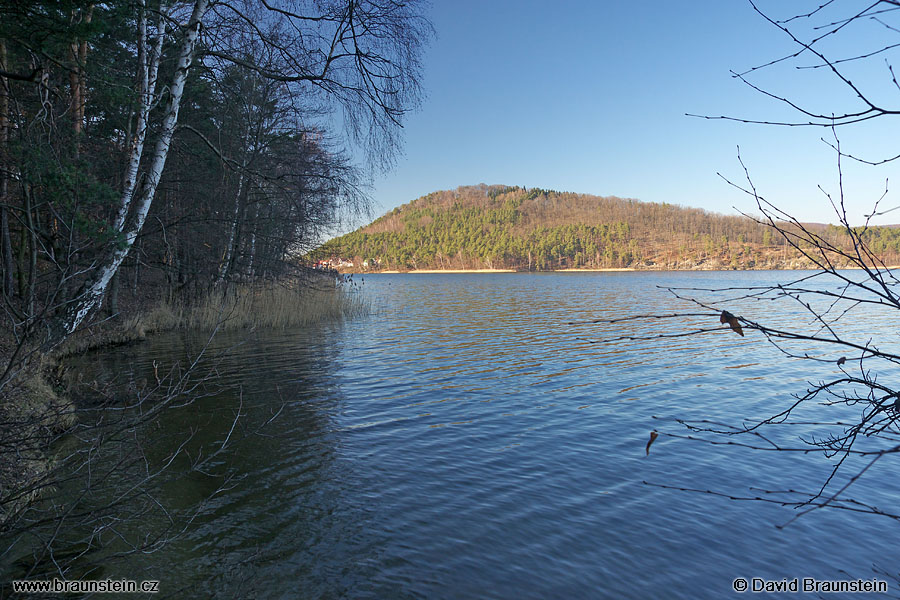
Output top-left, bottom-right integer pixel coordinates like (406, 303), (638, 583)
(60, 271), (900, 599)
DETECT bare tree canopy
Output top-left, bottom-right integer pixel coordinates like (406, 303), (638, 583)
(695, 0), (900, 132)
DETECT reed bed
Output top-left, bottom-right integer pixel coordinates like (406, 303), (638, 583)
(127, 281), (371, 334)
(53, 278), (370, 359)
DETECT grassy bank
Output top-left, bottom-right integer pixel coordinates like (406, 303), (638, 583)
(0, 360), (76, 528)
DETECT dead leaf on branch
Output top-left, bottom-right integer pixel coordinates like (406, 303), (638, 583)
(837, 356), (846, 366)
(646, 430), (659, 455)
(719, 310), (744, 337)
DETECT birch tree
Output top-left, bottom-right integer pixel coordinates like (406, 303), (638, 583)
(59, 0), (210, 337)
(0, 0), (429, 345)
(55, 0), (427, 338)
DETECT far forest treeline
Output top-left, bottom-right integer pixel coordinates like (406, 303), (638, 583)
(316, 185), (900, 271)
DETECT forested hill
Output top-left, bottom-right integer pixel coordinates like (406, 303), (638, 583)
(315, 184), (900, 271)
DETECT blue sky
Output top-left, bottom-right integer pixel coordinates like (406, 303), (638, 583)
(361, 1), (900, 227)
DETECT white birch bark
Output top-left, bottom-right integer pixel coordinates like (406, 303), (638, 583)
(62, 0), (210, 336)
(216, 167), (247, 286)
(246, 200), (259, 277)
(114, 1), (165, 232)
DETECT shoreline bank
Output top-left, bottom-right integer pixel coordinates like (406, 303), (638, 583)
(349, 265), (899, 274)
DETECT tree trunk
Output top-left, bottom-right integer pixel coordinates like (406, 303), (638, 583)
(0, 40), (13, 296)
(16, 219), (25, 299)
(132, 240), (140, 296)
(0, 206), (11, 297)
(107, 271), (119, 316)
(58, 0), (210, 339)
(77, 7), (92, 128)
(245, 201), (259, 278)
(68, 43), (81, 141)
(114, 2), (165, 232)
(69, 5), (94, 155)
(23, 183), (36, 319)
(216, 168), (247, 286)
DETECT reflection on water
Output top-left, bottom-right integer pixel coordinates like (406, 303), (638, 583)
(47, 272), (900, 598)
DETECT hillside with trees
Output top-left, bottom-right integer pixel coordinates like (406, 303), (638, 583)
(316, 184), (900, 271)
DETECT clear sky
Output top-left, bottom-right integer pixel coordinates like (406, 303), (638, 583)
(360, 0), (900, 228)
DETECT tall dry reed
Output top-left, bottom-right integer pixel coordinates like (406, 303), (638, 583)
(127, 281), (370, 334)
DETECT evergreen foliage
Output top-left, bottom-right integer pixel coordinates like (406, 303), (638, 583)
(318, 184), (900, 271)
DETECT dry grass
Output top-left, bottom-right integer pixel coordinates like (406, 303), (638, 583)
(54, 279), (369, 359)
(128, 281), (370, 333)
(0, 360), (77, 524)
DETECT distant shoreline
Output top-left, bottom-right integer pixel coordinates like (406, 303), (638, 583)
(556, 268), (636, 272)
(366, 267), (714, 274)
(377, 269), (516, 274)
(350, 265), (900, 274)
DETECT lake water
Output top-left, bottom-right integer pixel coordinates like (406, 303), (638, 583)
(50, 272), (900, 598)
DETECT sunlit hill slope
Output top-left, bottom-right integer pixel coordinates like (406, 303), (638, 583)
(314, 184), (900, 271)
